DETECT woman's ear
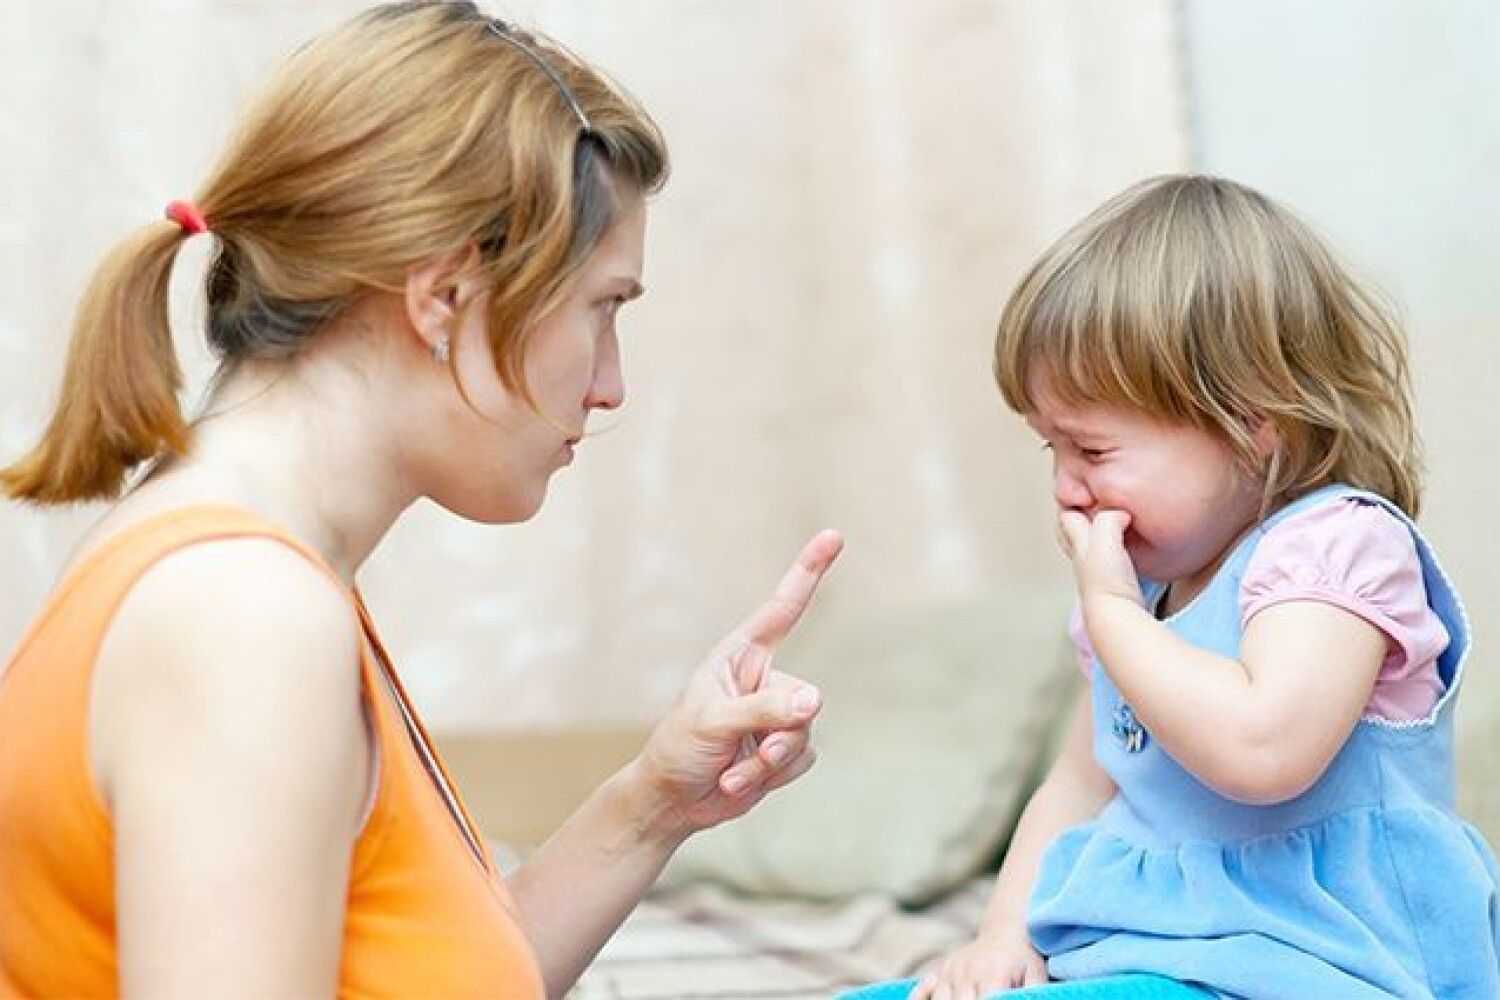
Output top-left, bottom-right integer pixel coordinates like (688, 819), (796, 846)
(403, 244), (485, 355)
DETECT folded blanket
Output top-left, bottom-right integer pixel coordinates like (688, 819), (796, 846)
(570, 877), (992, 1000)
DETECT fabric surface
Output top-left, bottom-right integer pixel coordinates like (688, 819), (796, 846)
(570, 876), (994, 1000)
(0, 506), (542, 998)
(660, 589), (1076, 905)
(841, 974), (1211, 999)
(1031, 485), (1500, 998)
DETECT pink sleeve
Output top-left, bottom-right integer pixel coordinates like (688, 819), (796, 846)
(1239, 498), (1449, 721)
(1068, 602), (1094, 679)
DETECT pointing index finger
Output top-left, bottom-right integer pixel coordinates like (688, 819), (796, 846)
(731, 529), (843, 692)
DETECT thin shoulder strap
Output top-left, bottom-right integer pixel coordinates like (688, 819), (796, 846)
(60, 504), (494, 875)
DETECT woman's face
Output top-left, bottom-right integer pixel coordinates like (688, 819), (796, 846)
(409, 196), (647, 523)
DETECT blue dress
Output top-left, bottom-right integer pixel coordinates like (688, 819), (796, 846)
(1028, 485), (1500, 998)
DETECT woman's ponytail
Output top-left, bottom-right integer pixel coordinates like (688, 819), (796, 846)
(1, 222), (191, 503)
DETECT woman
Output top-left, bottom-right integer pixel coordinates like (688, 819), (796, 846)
(0, 3), (840, 996)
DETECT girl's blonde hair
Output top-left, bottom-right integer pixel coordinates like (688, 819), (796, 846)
(3, 0), (667, 504)
(994, 174), (1422, 517)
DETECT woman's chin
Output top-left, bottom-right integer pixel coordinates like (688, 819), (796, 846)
(435, 484), (547, 526)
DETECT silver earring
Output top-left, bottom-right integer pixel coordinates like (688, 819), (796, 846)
(431, 336), (450, 364)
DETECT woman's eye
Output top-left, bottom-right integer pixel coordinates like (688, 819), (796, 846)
(1081, 448), (1108, 461)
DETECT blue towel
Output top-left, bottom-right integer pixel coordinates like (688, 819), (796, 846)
(838, 974), (1212, 999)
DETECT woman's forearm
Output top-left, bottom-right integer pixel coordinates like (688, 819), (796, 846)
(507, 760), (688, 999)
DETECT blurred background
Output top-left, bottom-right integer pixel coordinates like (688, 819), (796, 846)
(2, 0), (1496, 852)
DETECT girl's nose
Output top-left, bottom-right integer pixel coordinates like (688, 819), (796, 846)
(1053, 461), (1093, 512)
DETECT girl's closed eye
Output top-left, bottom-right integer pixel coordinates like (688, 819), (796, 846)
(1036, 439), (1109, 461)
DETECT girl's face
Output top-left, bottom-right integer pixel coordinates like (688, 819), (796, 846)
(1025, 374), (1265, 604)
(410, 197), (647, 524)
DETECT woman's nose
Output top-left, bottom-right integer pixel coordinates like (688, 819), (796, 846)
(587, 333), (625, 411)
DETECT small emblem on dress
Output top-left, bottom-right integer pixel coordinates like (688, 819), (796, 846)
(1113, 703), (1148, 753)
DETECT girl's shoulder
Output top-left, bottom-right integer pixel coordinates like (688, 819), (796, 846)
(1243, 496), (1420, 615)
(1241, 496), (1450, 721)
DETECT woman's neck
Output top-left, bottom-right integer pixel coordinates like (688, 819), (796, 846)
(138, 354), (415, 584)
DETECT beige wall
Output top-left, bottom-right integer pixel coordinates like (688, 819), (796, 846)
(0, 0), (1186, 730)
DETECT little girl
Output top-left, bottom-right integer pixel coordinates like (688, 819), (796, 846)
(852, 175), (1499, 999)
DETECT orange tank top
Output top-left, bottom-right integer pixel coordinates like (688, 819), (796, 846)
(0, 506), (544, 998)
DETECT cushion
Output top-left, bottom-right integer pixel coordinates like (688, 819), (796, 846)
(660, 587), (1077, 905)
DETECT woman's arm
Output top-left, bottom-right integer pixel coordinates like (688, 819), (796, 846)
(508, 530), (841, 998)
(93, 540), (369, 997)
(1062, 511), (1388, 804)
(507, 689), (815, 997)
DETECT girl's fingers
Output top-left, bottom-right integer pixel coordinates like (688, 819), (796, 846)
(1057, 510), (1089, 557)
(1091, 509), (1131, 544)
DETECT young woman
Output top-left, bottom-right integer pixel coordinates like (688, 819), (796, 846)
(0, 3), (841, 996)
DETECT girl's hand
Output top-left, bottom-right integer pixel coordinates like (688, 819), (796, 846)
(910, 928), (1049, 998)
(625, 530), (844, 841)
(1056, 509), (1143, 608)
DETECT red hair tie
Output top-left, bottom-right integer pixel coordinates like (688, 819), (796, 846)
(164, 199), (209, 236)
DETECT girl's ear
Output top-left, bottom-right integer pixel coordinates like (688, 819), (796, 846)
(1246, 412), (1280, 460)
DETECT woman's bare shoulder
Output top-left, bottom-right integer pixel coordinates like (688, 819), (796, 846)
(90, 531), (367, 807)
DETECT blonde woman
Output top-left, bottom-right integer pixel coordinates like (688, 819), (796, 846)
(0, 3), (840, 996)
(851, 175), (1498, 999)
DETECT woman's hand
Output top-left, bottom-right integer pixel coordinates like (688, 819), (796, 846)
(509, 530), (843, 995)
(911, 927), (1049, 999)
(625, 529), (844, 840)
(1056, 509), (1143, 609)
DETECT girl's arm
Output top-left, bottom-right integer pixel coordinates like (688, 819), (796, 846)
(975, 684), (1116, 938)
(96, 541), (369, 997)
(1064, 511), (1388, 804)
(911, 685), (1116, 998)
(1083, 596), (1385, 803)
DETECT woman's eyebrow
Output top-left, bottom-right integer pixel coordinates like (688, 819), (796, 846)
(612, 277), (645, 299)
